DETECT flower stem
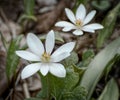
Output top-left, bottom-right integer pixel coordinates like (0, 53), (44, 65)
(38, 72), (52, 100)
(75, 36), (80, 52)
(47, 74), (51, 100)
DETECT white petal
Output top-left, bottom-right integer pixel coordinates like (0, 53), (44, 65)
(82, 27), (95, 33)
(49, 63), (66, 77)
(73, 30), (83, 35)
(51, 52), (70, 62)
(51, 42), (75, 57)
(21, 63), (40, 79)
(16, 51), (40, 61)
(65, 8), (76, 24)
(40, 63), (49, 76)
(27, 33), (44, 56)
(83, 23), (104, 30)
(76, 4), (86, 20)
(62, 27), (73, 32)
(83, 10), (96, 25)
(45, 30), (55, 54)
(55, 21), (75, 27)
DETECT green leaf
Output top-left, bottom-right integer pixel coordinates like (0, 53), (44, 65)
(62, 86), (87, 100)
(98, 78), (119, 100)
(37, 73), (50, 100)
(54, 31), (65, 43)
(40, 31), (64, 44)
(0, 31), (8, 50)
(78, 50), (95, 67)
(80, 37), (120, 100)
(97, 3), (120, 48)
(50, 67), (80, 100)
(82, 50), (94, 61)
(24, 0), (35, 16)
(92, 0), (110, 10)
(73, 0), (90, 13)
(37, 65), (87, 100)
(19, 0), (36, 22)
(104, 54), (120, 80)
(6, 35), (23, 80)
(19, 14), (37, 22)
(62, 52), (79, 66)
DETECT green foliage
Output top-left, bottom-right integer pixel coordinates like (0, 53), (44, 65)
(54, 32), (65, 43)
(40, 31), (64, 44)
(24, 0), (35, 16)
(0, 32), (8, 50)
(75, 0), (90, 5)
(104, 54), (120, 80)
(78, 50), (95, 67)
(92, 0), (110, 10)
(98, 78), (119, 100)
(97, 3), (120, 48)
(37, 65), (87, 100)
(37, 73), (50, 99)
(73, 0), (90, 12)
(62, 52), (79, 66)
(80, 37), (120, 100)
(19, 0), (36, 22)
(62, 86), (87, 100)
(82, 50), (94, 61)
(6, 35), (23, 81)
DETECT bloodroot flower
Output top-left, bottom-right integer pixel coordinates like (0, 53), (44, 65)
(55, 4), (103, 35)
(16, 30), (75, 79)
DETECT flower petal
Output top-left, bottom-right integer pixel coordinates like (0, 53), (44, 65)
(45, 30), (55, 54)
(73, 30), (83, 35)
(51, 52), (70, 62)
(40, 63), (49, 76)
(62, 27), (73, 32)
(16, 51), (40, 61)
(65, 8), (76, 24)
(51, 42), (75, 57)
(55, 21), (75, 27)
(49, 63), (66, 77)
(27, 33), (44, 56)
(76, 4), (86, 20)
(21, 63), (40, 79)
(82, 27), (95, 33)
(83, 23), (104, 30)
(83, 10), (96, 25)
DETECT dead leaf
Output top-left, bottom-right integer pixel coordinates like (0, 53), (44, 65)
(0, 51), (8, 96)
(35, 0), (72, 33)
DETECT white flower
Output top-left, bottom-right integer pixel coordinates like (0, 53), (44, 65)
(55, 4), (103, 35)
(16, 30), (75, 79)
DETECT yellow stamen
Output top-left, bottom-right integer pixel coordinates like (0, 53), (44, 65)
(75, 19), (83, 26)
(41, 52), (51, 62)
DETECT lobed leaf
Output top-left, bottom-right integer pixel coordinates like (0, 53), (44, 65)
(78, 50), (95, 68)
(37, 65), (87, 100)
(62, 52), (79, 66)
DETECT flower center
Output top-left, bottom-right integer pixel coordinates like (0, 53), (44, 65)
(75, 19), (83, 27)
(41, 52), (51, 63)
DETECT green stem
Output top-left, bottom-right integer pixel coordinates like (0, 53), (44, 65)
(38, 72), (51, 100)
(74, 36), (80, 52)
(47, 74), (51, 100)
